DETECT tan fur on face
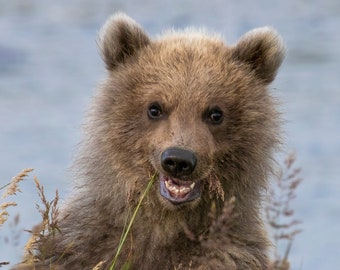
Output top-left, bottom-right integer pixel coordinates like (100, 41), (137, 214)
(14, 13), (285, 270)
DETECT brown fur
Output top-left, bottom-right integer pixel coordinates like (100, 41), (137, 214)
(14, 13), (285, 270)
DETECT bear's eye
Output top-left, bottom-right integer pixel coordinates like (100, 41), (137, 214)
(148, 103), (163, 120)
(206, 107), (223, 125)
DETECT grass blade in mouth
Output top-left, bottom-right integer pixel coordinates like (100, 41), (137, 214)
(109, 173), (157, 270)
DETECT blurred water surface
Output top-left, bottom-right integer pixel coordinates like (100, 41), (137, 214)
(1, 0), (339, 269)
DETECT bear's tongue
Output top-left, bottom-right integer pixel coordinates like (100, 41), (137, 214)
(160, 175), (200, 204)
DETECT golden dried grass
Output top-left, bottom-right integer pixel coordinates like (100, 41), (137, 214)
(1, 168), (33, 226)
(266, 152), (302, 270)
(0, 168), (33, 267)
(23, 176), (60, 265)
(1, 153), (302, 269)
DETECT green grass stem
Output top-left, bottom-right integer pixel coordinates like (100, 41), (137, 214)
(109, 173), (157, 270)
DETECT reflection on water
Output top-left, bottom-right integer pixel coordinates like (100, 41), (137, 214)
(1, 1), (339, 269)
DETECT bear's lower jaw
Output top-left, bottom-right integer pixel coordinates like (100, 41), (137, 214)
(159, 175), (201, 205)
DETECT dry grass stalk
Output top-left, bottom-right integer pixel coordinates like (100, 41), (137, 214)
(1, 153), (302, 269)
(179, 196), (236, 269)
(1, 169), (33, 267)
(24, 176), (60, 265)
(199, 196), (236, 249)
(208, 173), (225, 201)
(0, 168), (33, 226)
(266, 152), (302, 270)
(1, 168), (34, 199)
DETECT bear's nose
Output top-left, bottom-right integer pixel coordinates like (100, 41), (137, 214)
(161, 147), (197, 177)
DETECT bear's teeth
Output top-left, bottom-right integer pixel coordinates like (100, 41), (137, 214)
(164, 179), (195, 196)
(164, 179), (171, 189)
(171, 185), (179, 193)
(180, 186), (190, 194)
(165, 180), (178, 193)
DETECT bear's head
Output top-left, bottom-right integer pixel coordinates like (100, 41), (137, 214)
(90, 13), (285, 209)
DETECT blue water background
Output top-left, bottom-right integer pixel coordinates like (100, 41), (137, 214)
(1, 0), (339, 269)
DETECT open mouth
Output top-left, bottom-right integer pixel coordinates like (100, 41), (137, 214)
(160, 175), (201, 204)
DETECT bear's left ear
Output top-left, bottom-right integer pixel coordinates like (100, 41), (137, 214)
(232, 27), (285, 84)
(98, 13), (151, 70)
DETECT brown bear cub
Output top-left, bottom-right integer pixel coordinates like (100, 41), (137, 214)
(15, 13), (285, 270)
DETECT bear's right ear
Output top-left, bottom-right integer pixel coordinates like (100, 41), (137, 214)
(98, 13), (151, 70)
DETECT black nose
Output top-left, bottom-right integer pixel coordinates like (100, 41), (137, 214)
(161, 147), (197, 177)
